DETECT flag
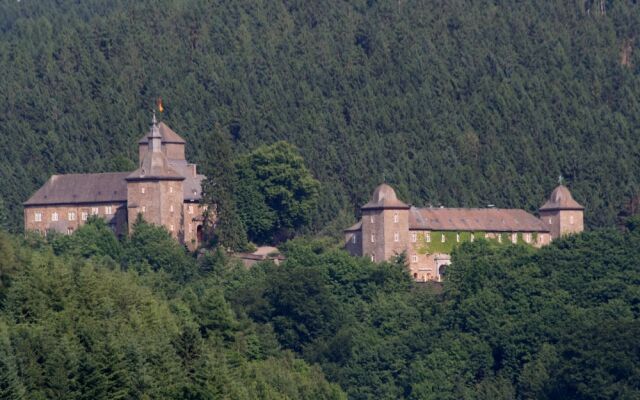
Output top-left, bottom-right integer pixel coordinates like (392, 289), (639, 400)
(157, 97), (164, 113)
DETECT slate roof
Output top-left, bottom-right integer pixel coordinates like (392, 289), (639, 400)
(409, 207), (548, 232)
(24, 173), (129, 206)
(167, 160), (204, 201)
(539, 185), (584, 211)
(138, 122), (186, 144)
(361, 183), (410, 210)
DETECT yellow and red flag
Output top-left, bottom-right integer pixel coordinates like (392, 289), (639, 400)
(157, 97), (164, 113)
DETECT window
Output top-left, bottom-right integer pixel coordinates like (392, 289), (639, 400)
(411, 232), (417, 243)
(394, 232), (399, 242)
(511, 233), (517, 244)
(470, 233), (475, 242)
(170, 186), (173, 193)
(170, 205), (174, 213)
(105, 206), (112, 215)
(498, 234), (502, 243)
(426, 232), (431, 243)
(34, 212), (42, 222)
(141, 187), (145, 194)
(170, 224), (174, 232)
(68, 212), (76, 221)
(548, 218), (552, 224)
(456, 233), (460, 242)
(524, 233), (532, 243)
(370, 215), (375, 223)
(411, 254), (418, 263)
(370, 254), (375, 262)
(441, 233), (446, 243)
(51, 212), (59, 222)
(141, 206), (146, 213)
(81, 212), (88, 221)
(371, 234), (375, 243)
(91, 207), (99, 215)
(570, 215), (574, 225)
(393, 212), (399, 223)
(67, 227), (74, 235)
(352, 235), (357, 244)
(189, 205), (194, 215)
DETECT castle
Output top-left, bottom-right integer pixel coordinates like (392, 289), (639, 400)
(344, 183), (584, 281)
(23, 114), (207, 249)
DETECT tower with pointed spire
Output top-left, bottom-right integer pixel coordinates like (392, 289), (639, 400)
(538, 184), (585, 239)
(126, 113), (186, 239)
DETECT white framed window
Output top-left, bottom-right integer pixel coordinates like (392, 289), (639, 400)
(370, 215), (375, 223)
(371, 234), (375, 243)
(169, 186), (174, 193)
(370, 254), (375, 262)
(51, 212), (59, 222)
(91, 207), (99, 215)
(81, 212), (88, 221)
(141, 206), (146, 213)
(352, 235), (357, 244)
(34, 212), (42, 222)
(569, 215), (574, 225)
(511, 233), (517, 244)
(548, 218), (552, 224)
(68, 212), (76, 221)
(170, 205), (174, 213)
(411, 254), (418, 263)
(498, 234), (502, 243)
(189, 205), (194, 215)
(105, 206), (112, 215)
(170, 224), (174, 232)
(456, 233), (460, 242)
(524, 233), (532, 243)
(470, 233), (475, 242)
(141, 187), (145, 194)
(394, 232), (399, 242)
(426, 232), (431, 243)
(393, 212), (399, 223)
(441, 233), (446, 243)
(411, 232), (417, 243)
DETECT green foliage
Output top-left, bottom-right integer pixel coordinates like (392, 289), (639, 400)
(50, 216), (122, 260)
(235, 141), (320, 244)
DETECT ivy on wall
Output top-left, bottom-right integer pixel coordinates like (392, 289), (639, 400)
(415, 231), (538, 255)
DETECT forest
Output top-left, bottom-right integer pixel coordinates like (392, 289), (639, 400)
(1, 0), (640, 233)
(2, 216), (640, 399)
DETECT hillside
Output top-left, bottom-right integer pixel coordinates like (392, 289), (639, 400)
(1, 0), (640, 232)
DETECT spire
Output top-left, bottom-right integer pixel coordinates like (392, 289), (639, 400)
(148, 111), (162, 152)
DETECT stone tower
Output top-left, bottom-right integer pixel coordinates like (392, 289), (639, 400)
(126, 114), (185, 239)
(538, 184), (584, 239)
(360, 184), (411, 262)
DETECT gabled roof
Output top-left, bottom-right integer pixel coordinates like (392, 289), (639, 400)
(344, 221), (362, 232)
(409, 207), (549, 232)
(24, 173), (129, 206)
(138, 122), (186, 144)
(361, 183), (410, 210)
(539, 185), (584, 211)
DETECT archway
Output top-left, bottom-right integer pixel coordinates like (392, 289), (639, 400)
(196, 225), (203, 244)
(438, 264), (447, 280)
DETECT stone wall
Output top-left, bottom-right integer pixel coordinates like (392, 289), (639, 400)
(539, 209), (584, 239)
(24, 202), (127, 236)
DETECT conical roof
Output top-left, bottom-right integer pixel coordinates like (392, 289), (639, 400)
(361, 183), (410, 210)
(539, 185), (584, 211)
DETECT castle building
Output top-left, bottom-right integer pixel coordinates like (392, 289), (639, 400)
(344, 183), (584, 281)
(23, 114), (207, 249)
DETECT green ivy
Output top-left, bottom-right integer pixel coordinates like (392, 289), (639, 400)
(416, 231), (537, 255)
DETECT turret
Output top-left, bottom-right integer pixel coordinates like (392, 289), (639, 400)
(360, 184), (410, 262)
(138, 120), (186, 165)
(539, 184), (584, 239)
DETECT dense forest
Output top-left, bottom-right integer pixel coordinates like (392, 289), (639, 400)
(1, 0), (640, 233)
(2, 216), (640, 398)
